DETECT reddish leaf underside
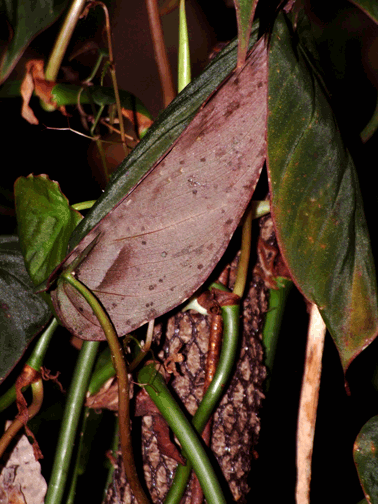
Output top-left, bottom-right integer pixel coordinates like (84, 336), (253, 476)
(267, 13), (378, 371)
(51, 38), (268, 341)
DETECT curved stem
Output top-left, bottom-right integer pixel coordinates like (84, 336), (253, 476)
(0, 378), (44, 459)
(27, 317), (59, 370)
(0, 317), (59, 412)
(45, 0), (87, 82)
(138, 364), (227, 504)
(60, 272), (150, 504)
(45, 340), (99, 504)
(164, 299), (239, 504)
(262, 277), (293, 391)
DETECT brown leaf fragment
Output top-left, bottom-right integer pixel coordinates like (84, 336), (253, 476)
(20, 60), (67, 124)
(121, 108), (154, 139)
(51, 37), (268, 341)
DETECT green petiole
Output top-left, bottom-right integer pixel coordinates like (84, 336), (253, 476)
(137, 363), (227, 504)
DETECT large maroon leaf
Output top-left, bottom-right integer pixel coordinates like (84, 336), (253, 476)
(267, 13), (378, 371)
(50, 38), (268, 341)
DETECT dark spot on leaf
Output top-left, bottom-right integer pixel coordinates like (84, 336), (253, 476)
(258, 81), (263, 88)
(225, 219), (233, 225)
(112, 303), (117, 308)
(193, 190), (197, 195)
(180, 160), (185, 165)
(147, 308), (158, 318)
(142, 240), (146, 245)
(161, 251), (167, 258)
(141, 226), (146, 231)
(224, 100), (240, 118)
(158, 278), (163, 283)
(215, 148), (226, 158)
(79, 307), (84, 313)
(200, 157), (206, 162)
(149, 285), (156, 291)
(233, 77), (240, 86)
(197, 264), (204, 270)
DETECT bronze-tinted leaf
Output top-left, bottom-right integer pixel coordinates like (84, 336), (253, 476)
(51, 38), (268, 340)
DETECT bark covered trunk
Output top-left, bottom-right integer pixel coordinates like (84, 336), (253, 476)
(104, 223), (269, 504)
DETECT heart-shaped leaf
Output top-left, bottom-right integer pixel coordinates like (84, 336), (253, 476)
(14, 174), (82, 287)
(267, 12), (378, 371)
(0, 236), (51, 383)
(354, 415), (378, 503)
(50, 37), (268, 340)
(0, 0), (69, 84)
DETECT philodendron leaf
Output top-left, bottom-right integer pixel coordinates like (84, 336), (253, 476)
(354, 415), (378, 503)
(0, 0), (69, 84)
(267, 13), (378, 371)
(67, 26), (259, 250)
(14, 174), (82, 287)
(349, 0), (378, 24)
(0, 236), (50, 383)
(50, 38), (268, 341)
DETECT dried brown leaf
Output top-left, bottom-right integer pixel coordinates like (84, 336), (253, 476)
(20, 60), (66, 125)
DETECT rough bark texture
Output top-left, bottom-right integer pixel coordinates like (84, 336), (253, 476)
(104, 230), (268, 504)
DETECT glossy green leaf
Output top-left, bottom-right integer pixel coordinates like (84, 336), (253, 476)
(0, 236), (51, 383)
(350, 0), (378, 24)
(354, 415), (378, 503)
(267, 13), (378, 371)
(0, 0), (69, 84)
(66, 26), (259, 252)
(14, 174), (82, 287)
(234, 0), (259, 67)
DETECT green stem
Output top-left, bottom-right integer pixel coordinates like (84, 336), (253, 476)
(178, 0), (191, 93)
(0, 317), (59, 412)
(60, 272), (150, 504)
(164, 299), (239, 504)
(45, 340), (99, 504)
(71, 200), (96, 212)
(87, 358), (116, 396)
(45, 0), (87, 82)
(233, 207), (253, 298)
(262, 277), (293, 391)
(138, 364), (227, 504)
(27, 317), (59, 371)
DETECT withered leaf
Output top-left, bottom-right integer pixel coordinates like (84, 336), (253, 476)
(51, 38), (268, 340)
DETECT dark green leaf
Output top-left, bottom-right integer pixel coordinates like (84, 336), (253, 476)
(14, 174), (82, 286)
(234, 0), (259, 66)
(0, 236), (50, 383)
(267, 13), (378, 371)
(67, 27), (259, 251)
(349, 0), (378, 24)
(0, 0), (69, 84)
(354, 415), (378, 503)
